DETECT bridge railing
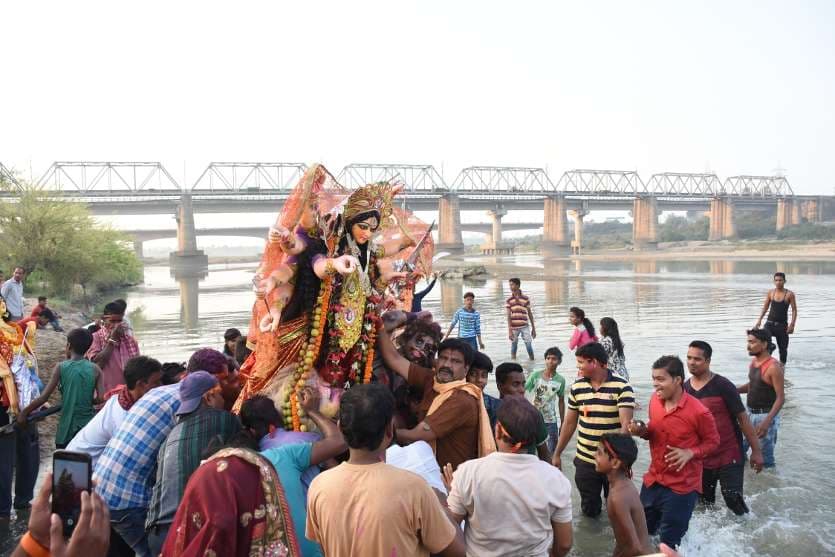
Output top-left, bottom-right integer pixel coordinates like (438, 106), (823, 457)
(191, 162), (308, 192)
(37, 162), (182, 193)
(2, 160), (805, 199)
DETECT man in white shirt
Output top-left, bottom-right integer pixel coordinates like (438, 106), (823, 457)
(445, 395), (573, 557)
(1, 267), (25, 321)
(67, 356), (162, 465)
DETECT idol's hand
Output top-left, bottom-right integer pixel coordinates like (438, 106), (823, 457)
(333, 255), (358, 275)
(268, 225), (292, 246)
(259, 311), (280, 333)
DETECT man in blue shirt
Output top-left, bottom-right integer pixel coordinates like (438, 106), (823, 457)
(444, 292), (484, 352)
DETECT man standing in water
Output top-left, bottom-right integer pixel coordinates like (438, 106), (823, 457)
(628, 356), (719, 550)
(754, 272), (797, 365)
(737, 329), (785, 469)
(684, 340), (764, 515)
(506, 278), (536, 360)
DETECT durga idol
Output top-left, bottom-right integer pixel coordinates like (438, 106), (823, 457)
(234, 164), (433, 431)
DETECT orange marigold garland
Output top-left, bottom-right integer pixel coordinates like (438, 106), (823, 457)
(284, 275), (333, 431)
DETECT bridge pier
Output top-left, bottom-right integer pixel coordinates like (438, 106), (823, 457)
(481, 206), (513, 255)
(776, 198), (792, 231)
(632, 196), (658, 250)
(170, 194), (209, 270)
(133, 239), (144, 259)
(437, 194), (465, 255)
(569, 209), (588, 255)
(708, 197), (736, 241)
(542, 196), (570, 256)
(803, 198), (822, 223)
(790, 200), (802, 226)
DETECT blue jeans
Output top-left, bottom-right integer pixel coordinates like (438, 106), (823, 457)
(545, 422), (559, 454)
(110, 507), (151, 557)
(510, 325), (534, 359)
(460, 336), (479, 351)
(640, 483), (698, 549)
(743, 410), (780, 467)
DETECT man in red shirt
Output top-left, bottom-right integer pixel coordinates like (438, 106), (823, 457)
(629, 355), (719, 549)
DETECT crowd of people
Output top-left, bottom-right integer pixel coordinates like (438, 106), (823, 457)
(0, 269), (795, 557)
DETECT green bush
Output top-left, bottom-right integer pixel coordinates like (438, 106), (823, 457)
(777, 223), (835, 241)
(0, 182), (143, 297)
(658, 215), (709, 242)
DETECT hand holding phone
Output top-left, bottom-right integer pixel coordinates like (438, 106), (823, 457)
(51, 450), (92, 537)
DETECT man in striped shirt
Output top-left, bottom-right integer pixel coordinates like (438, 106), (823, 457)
(552, 342), (635, 517)
(444, 292), (484, 352)
(506, 278), (536, 360)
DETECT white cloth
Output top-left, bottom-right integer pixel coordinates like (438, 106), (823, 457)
(386, 441), (447, 494)
(66, 396), (127, 467)
(447, 451), (573, 557)
(1, 279), (24, 317)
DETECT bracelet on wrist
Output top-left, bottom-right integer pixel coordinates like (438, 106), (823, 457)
(325, 258), (336, 276)
(21, 531), (50, 557)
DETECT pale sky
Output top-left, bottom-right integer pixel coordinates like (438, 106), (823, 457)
(3, 1), (834, 196)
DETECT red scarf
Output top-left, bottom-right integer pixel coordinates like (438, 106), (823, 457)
(104, 384), (137, 411)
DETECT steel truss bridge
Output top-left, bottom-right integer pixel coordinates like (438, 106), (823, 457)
(0, 161), (806, 200)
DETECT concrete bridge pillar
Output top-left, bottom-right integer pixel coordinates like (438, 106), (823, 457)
(543, 196), (569, 255)
(708, 197), (737, 241)
(133, 239), (144, 259)
(776, 198), (793, 231)
(790, 200), (802, 226)
(481, 206), (512, 255)
(804, 198), (822, 223)
(569, 209), (588, 255)
(171, 194), (208, 269)
(632, 196), (658, 250)
(437, 194), (465, 254)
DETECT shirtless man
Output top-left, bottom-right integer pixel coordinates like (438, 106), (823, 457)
(754, 272), (797, 364)
(595, 433), (653, 557)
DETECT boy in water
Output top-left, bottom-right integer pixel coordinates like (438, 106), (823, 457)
(444, 291), (484, 351)
(525, 346), (566, 453)
(595, 433), (653, 557)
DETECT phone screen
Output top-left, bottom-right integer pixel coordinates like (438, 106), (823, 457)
(52, 451), (92, 536)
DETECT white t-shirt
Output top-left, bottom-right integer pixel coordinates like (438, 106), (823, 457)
(66, 396), (128, 467)
(386, 441), (447, 494)
(447, 451), (573, 557)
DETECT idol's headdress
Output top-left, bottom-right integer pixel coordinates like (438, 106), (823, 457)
(343, 181), (395, 225)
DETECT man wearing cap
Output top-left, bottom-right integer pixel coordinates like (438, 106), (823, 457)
(146, 371), (241, 555)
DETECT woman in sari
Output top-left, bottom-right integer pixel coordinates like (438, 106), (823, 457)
(234, 164), (433, 430)
(161, 446), (301, 557)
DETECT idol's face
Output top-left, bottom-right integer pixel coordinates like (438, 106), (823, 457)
(350, 217), (379, 245)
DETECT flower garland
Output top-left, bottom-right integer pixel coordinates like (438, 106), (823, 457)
(284, 275), (333, 432)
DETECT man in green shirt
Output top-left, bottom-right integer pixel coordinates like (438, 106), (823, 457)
(525, 346), (566, 453)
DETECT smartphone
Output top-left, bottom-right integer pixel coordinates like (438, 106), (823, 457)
(51, 450), (92, 537)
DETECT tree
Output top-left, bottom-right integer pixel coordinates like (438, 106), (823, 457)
(0, 182), (142, 296)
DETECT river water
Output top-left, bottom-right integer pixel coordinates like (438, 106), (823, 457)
(6, 255), (835, 556)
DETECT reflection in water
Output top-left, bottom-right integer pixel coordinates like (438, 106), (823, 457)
(709, 260), (736, 275)
(440, 279), (463, 315)
(171, 267), (208, 331)
(632, 260), (657, 275)
(177, 276), (202, 330)
(545, 279), (567, 306)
